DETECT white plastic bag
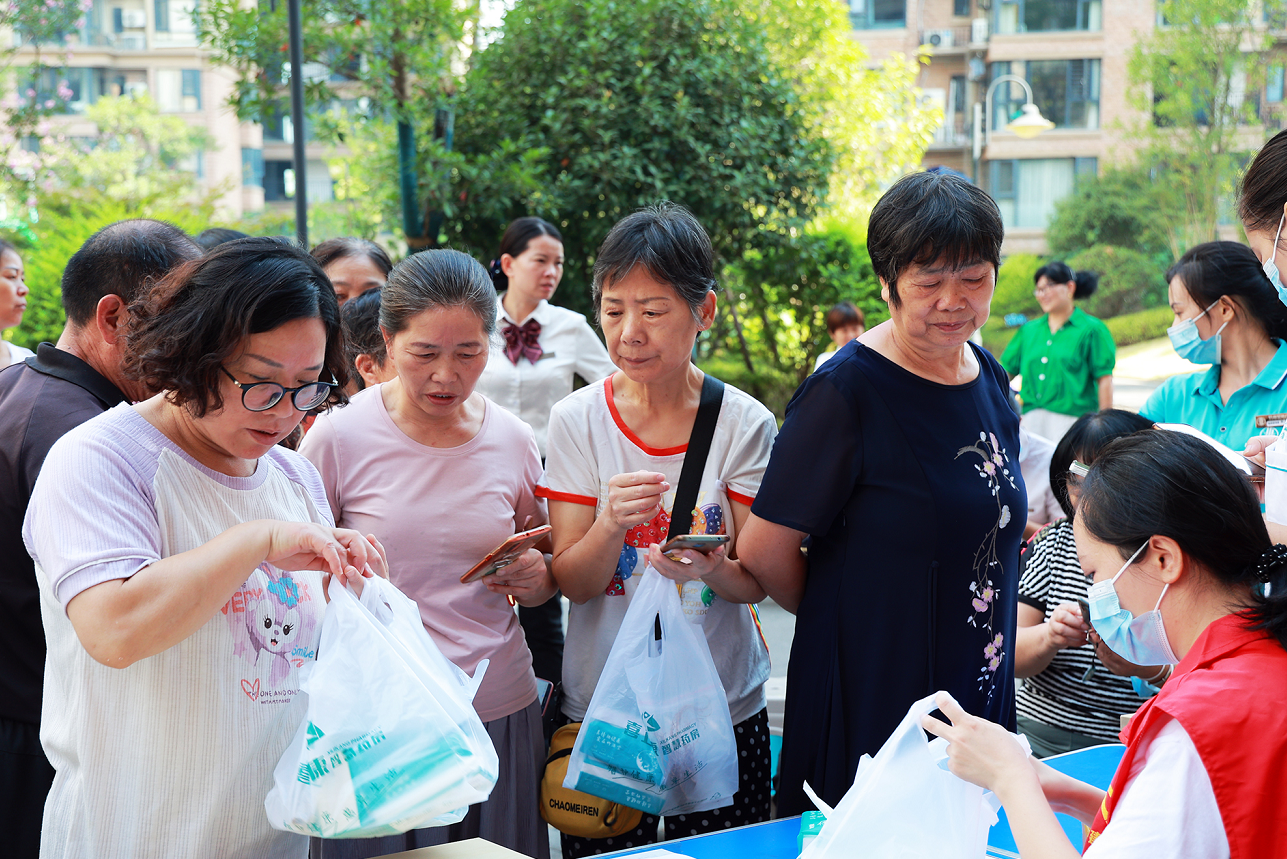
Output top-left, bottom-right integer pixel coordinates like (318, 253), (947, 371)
(563, 567), (738, 816)
(1265, 435), (1287, 526)
(266, 576), (499, 838)
(801, 693), (1001, 859)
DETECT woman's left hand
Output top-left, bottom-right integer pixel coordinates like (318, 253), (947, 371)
(921, 691), (1034, 794)
(646, 542), (727, 585)
(485, 548), (557, 606)
(318, 529), (387, 601)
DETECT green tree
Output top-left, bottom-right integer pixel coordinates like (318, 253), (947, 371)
(0, 0), (98, 205)
(1127, 0), (1272, 251)
(198, 0), (465, 126)
(442, 0), (835, 325)
(1045, 168), (1173, 261)
(32, 94), (215, 210)
(10, 195), (215, 350)
(197, 0), (470, 242)
(721, 218), (883, 383)
(743, 0), (939, 218)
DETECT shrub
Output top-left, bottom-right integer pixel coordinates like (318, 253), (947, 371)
(7, 196), (213, 350)
(1046, 168), (1172, 260)
(1068, 244), (1167, 319)
(1103, 305), (1174, 348)
(696, 355), (798, 423)
(992, 253), (1043, 318)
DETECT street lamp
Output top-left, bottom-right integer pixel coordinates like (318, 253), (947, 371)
(971, 74), (1055, 182)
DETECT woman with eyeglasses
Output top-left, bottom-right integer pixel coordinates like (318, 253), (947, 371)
(1139, 242), (1287, 451)
(1000, 262), (1115, 443)
(300, 249), (555, 859)
(22, 237), (385, 858)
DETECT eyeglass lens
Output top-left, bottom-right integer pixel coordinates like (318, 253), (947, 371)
(242, 382), (331, 412)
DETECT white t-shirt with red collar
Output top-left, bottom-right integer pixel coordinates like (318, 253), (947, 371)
(538, 375), (775, 725)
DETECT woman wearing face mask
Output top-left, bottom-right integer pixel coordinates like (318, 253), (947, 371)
(1139, 242), (1287, 450)
(1013, 409), (1157, 759)
(1000, 262), (1115, 444)
(924, 429), (1287, 858)
(1235, 131), (1287, 544)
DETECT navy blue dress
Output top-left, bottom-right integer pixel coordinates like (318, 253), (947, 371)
(754, 340), (1025, 815)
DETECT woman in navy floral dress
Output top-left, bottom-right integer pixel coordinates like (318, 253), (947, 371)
(740, 171), (1025, 815)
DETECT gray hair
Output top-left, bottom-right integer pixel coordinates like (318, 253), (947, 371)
(591, 202), (716, 324)
(379, 249), (497, 338)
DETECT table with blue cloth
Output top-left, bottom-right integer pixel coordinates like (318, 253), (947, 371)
(602, 743), (1126, 859)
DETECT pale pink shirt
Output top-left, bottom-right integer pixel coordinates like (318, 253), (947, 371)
(300, 385), (546, 722)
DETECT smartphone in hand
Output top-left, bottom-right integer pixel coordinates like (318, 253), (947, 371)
(1076, 598), (1095, 635)
(460, 525), (552, 584)
(660, 533), (730, 561)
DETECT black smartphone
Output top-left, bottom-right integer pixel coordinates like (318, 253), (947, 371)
(660, 534), (730, 559)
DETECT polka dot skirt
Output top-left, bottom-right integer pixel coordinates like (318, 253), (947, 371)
(560, 708), (772, 859)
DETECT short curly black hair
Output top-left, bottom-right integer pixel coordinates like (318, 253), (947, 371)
(125, 236), (349, 417)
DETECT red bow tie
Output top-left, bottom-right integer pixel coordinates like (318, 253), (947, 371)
(502, 318), (543, 365)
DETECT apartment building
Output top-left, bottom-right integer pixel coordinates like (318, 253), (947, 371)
(848, 0), (1283, 253)
(15, 0), (335, 218)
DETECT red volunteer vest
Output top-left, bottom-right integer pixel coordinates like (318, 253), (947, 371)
(1086, 614), (1287, 858)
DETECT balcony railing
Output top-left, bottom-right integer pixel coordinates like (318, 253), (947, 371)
(918, 20), (989, 51)
(929, 113), (971, 149)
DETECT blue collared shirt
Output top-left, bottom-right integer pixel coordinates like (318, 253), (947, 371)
(1140, 339), (1287, 449)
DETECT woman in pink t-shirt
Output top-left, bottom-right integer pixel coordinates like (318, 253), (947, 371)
(301, 249), (557, 859)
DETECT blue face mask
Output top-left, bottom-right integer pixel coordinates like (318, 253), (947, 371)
(1264, 215), (1287, 305)
(1086, 541), (1180, 667)
(1167, 299), (1227, 366)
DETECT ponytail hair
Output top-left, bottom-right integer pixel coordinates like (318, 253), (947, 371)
(492, 217), (562, 291)
(1078, 430), (1287, 652)
(1035, 260), (1099, 299)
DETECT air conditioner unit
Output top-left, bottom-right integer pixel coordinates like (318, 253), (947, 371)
(971, 17), (989, 43)
(923, 29), (954, 48)
(124, 81), (148, 96)
(120, 9), (146, 28)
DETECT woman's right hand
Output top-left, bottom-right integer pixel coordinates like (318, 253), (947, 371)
(265, 521), (383, 587)
(1243, 434), (1277, 467)
(604, 471), (670, 531)
(1044, 601), (1089, 651)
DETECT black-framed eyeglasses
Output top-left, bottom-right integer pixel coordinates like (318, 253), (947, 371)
(220, 366), (335, 412)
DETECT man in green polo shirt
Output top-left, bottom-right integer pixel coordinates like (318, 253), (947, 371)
(1000, 261), (1115, 443)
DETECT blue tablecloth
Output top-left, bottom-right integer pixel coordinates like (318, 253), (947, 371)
(602, 743), (1126, 859)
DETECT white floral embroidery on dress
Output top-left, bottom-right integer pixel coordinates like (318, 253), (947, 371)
(956, 431), (1018, 698)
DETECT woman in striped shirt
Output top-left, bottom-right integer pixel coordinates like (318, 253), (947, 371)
(1013, 409), (1156, 756)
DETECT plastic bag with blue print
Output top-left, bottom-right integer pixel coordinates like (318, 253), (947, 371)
(265, 575), (498, 838)
(563, 566), (738, 816)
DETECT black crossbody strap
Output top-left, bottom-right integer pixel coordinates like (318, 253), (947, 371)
(665, 374), (725, 541)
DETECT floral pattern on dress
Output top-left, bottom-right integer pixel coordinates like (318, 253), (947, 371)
(956, 431), (1018, 697)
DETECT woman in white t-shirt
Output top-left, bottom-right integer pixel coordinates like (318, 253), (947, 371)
(22, 238), (382, 859)
(0, 239), (32, 366)
(540, 203), (776, 858)
(301, 249), (557, 859)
